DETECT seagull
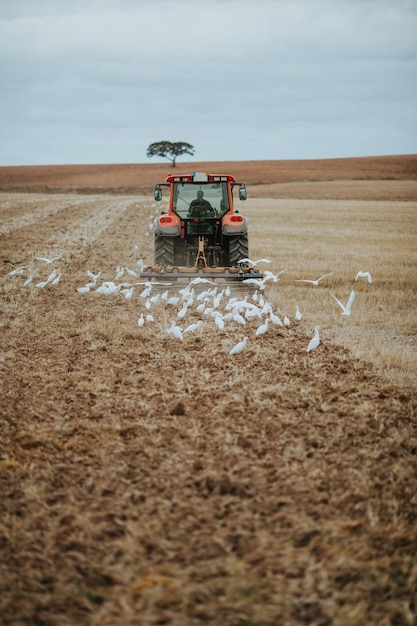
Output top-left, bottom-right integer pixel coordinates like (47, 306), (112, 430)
(331, 290), (355, 317)
(229, 336), (248, 355)
(307, 326), (320, 352)
(35, 256), (61, 264)
(295, 272), (334, 286)
(255, 318), (269, 336)
(355, 270), (372, 284)
(295, 306), (302, 321)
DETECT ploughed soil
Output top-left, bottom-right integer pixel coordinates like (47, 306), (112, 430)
(1, 156), (417, 626)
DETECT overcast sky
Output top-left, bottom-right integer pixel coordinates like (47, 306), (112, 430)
(1, 0), (416, 166)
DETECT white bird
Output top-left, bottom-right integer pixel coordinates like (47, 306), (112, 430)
(214, 313), (225, 330)
(184, 321), (203, 333)
(255, 318), (269, 336)
(283, 316), (291, 327)
(188, 277), (217, 286)
(269, 310), (283, 326)
(138, 314), (145, 327)
(167, 321), (183, 340)
(23, 276), (33, 287)
(295, 272), (334, 286)
(136, 259), (144, 272)
(77, 285), (90, 294)
(87, 270), (101, 284)
(355, 270), (372, 283)
(95, 281), (120, 295)
(229, 336), (248, 355)
(295, 306), (302, 321)
(307, 326), (320, 352)
(36, 256), (61, 264)
(8, 265), (27, 276)
(239, 258), (271, 267)
(51, 273), (61, 285)
(35, 269), (57, 288)
(264, 269), (287, 283)
(145, 314), (154, 322)
(125, 266), (138, 277)
(331, 290), (356, 317)
(122, 287), (134, 299)
(140, 285), (152, 298)
(233, 311), (246, 326)
(177, 303), (189, 318)
(115, 267), (125, 280)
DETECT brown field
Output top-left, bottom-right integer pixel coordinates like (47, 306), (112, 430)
(1, 156), (417, 626)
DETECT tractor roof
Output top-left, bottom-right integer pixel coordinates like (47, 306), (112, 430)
(165, 172), (237, 183)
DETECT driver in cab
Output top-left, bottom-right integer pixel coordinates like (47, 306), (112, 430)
(188, 190), (214, 217)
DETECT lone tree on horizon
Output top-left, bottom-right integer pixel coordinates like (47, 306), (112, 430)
(146, 141), (195, 167)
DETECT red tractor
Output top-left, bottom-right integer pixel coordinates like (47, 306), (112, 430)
(140, 172), (262, 280)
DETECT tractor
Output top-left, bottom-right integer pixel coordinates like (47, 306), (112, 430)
(140, 172), (262, 280)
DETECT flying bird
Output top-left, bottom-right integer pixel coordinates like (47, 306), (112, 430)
(307, 326), (320, 352)
(229, 336), (248, 355)
(238, 258), (271, 266)
(295, 272), (334, 286)
(35, 256), (61, 264)
(355, 270), (372, 283)
(8, 265), (27, 276)
(331, 290), (356, 317)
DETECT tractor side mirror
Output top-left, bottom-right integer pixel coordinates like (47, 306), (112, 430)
(154, 186), (162, 201)
(239, 186), (247, 201)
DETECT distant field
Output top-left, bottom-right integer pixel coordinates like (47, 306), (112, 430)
(1, 156), (416, 626)
(0, 154), (416, 198)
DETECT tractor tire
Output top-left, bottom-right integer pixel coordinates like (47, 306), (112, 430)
(228, 234), (249, 266)
(154, 235), (175, 266)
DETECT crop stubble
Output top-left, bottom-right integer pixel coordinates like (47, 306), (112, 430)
(1, 160), (417, 626)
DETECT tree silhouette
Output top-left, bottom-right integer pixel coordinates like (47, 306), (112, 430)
(146, 141), (195, 167)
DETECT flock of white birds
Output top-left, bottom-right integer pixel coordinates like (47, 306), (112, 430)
(6, 253), (373, 356)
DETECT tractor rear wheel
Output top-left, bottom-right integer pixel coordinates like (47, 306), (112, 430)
(228, 234), (249, 266)
(154, 235), (175, 266)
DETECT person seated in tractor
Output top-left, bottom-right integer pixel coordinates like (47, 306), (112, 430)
(188, 190), (215, 217)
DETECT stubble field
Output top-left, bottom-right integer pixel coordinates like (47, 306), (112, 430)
(1, 156), (417, 626)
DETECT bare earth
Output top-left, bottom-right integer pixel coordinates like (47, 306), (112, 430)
(1, 156), (417, 626)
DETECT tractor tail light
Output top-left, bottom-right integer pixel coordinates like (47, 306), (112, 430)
(231, 215), (243, 222)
